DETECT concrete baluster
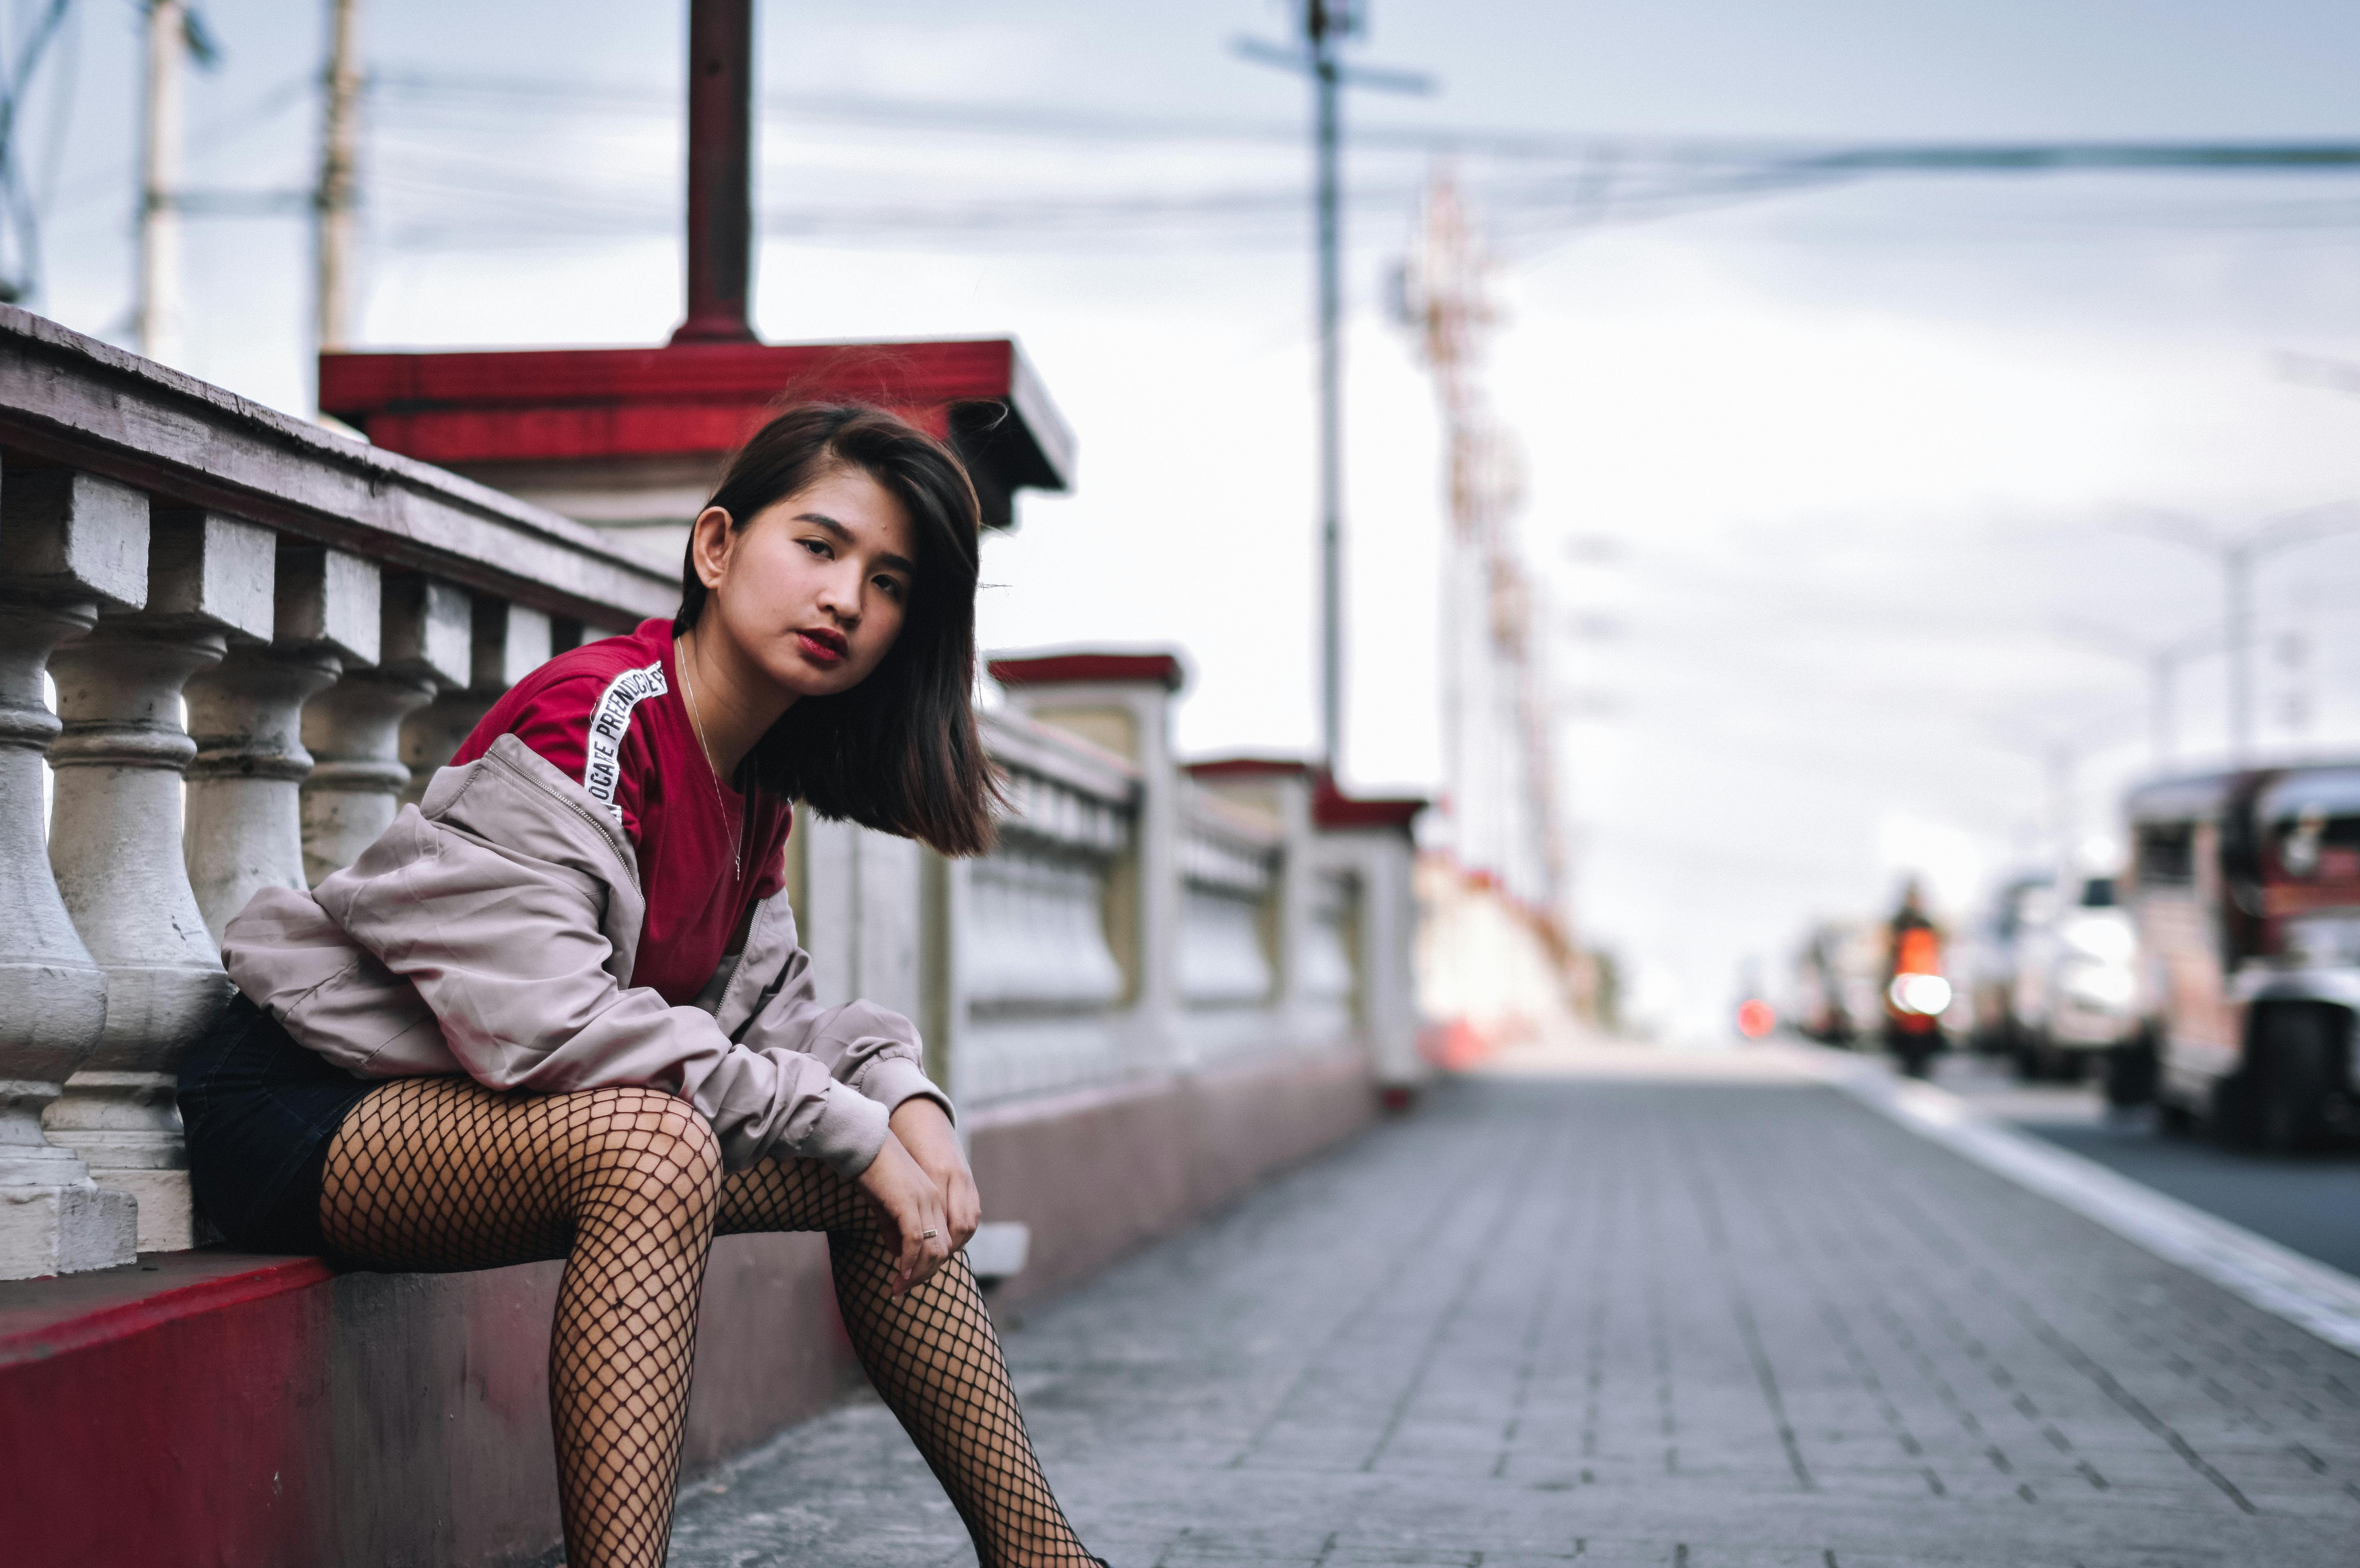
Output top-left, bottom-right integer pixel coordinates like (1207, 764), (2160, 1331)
(0, 470), (146, 1277)
(398, 595), (551, 801)
(185, 543), (379, 940)
(45, 504), (273, 1252)
(300, 573), (468, 881)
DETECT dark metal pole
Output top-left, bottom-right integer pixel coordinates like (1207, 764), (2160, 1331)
(672, 0), (756, 344)
(1310, 2), (1344, 773)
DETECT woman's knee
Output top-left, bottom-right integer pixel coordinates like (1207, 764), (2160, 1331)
(569, 1089), (723, 1214)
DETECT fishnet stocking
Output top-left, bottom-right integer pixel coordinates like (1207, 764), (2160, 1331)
(318, 1076), (1096, 1568)
(721, 1156), (1096, 1568)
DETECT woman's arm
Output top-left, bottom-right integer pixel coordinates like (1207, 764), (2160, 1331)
(276, 742), (898, 1177)
(723, 893), (957, 1128)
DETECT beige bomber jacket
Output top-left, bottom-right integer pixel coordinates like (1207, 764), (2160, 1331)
(220, 731), (949, 1177)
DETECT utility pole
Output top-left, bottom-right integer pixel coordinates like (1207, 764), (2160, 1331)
(136, 0), (189, 366)
(1236, 4), (1429, 776)
(315, 0), (364, 361)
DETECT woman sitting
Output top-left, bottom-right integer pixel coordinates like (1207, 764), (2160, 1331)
(182, 404), (1105, 1568)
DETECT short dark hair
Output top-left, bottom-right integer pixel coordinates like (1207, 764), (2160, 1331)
(677, 403), (999, 857)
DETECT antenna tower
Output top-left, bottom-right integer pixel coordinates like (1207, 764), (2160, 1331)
(1398, 168), (1568, 918)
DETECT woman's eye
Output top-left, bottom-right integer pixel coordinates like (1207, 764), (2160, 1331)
(875, 576), (907, 600)
(800, 538), (832, 559)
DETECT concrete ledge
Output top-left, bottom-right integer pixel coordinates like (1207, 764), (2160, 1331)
(0, 1048), (1375, 1566)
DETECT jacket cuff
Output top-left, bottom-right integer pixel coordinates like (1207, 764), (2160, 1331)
(852, 1055), (956, 1127)
(805, 1079), (891, 1177)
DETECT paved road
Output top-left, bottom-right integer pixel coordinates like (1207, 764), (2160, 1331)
(1926, 1052), (2360, 1278)
(671, 1047), (2360, 1567)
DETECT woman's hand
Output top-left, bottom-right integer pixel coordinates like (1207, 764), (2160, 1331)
(855, 1133), (951, 1294)
(889, 1098), (981, 1255)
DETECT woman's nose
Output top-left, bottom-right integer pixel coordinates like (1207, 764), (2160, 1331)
(816, 565), (861, 624)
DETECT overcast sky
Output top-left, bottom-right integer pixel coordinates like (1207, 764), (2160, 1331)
(25, 1), (2360, 1037)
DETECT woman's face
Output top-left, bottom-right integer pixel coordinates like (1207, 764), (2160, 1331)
(694, 465), (917, 700)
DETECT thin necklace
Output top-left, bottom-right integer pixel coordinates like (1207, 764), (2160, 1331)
(676, 635), (746, 883)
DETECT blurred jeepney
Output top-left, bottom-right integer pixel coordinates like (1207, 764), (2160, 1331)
(2123, 762), (2360, 1149)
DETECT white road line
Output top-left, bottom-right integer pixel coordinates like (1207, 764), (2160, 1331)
(1792, 1045), (2360, 1360)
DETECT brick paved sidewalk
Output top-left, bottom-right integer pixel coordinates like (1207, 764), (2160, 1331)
(669, 1049), (2360, 1567)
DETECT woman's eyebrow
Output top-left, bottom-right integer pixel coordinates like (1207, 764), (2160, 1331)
(795, 512), (916, 576)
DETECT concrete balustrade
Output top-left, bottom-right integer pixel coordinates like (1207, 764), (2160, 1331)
(0, 469), (145, 1277)
(0, 306), (679, 1276)
(301, 573), (470, 878)
(1190, 758), (1426, 1086)
(1175, 788), (1286, 1067)
(45, 505), (275, 1250)
(185, 544), (379, 941)
(951, 708), (1139, 1107)
(0, 306), (1425, 1293)
(399, 596), (555, 803)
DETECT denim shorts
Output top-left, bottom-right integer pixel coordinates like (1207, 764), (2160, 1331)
(177, 993), (376, 1254)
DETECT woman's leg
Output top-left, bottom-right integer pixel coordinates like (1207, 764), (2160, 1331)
(318, 1077), (723, 1568)
(718, 1157), (1097, 1568)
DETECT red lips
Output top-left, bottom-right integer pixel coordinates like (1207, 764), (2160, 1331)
(797, 627), (848, 664)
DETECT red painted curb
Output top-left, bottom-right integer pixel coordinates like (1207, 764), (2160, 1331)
(0, 1255), (336, 1368)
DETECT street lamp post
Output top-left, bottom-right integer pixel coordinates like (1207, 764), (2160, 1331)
(1312, 7), (1343, 776)
(2123, 505), (2360, 764)
(2055, 619), (2220, 770)
(1984, 718), (2124, 884)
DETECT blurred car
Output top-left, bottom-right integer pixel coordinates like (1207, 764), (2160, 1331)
(1955, 872), (2053, 1056)
(2125, 761), (2360, 1150)
(2005, 874), (2142, 1086)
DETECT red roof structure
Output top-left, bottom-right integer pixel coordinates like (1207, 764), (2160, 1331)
(989, 653), (1188, 693)
(318, 338), (1071, 533)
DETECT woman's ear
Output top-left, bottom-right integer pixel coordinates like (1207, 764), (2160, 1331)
(690, 506), (734, 592)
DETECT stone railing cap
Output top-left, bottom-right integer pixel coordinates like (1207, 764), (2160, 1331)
(979, 706), (1138, 804)
(0, 306), (676, 629)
